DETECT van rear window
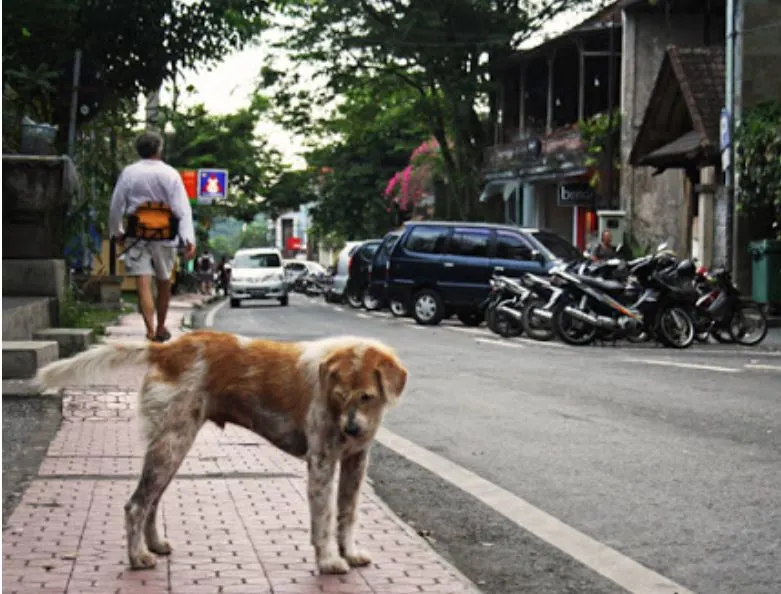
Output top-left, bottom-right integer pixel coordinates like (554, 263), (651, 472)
(404, 226), (448, 254)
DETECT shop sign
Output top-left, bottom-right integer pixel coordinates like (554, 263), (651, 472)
(558, 182), (596, 207)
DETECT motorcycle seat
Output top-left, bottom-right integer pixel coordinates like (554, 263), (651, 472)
(575, 275), (625, 292)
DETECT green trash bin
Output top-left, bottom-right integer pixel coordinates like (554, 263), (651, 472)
(748, 239), (781, 304)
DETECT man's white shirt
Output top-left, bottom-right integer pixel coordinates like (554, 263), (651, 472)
(108, 159), (196, 248)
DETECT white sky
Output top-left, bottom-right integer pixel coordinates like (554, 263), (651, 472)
(145, 5), (597, 169)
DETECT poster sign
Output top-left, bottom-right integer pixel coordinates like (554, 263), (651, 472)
(179, 170), (198, 201)
(286, 236), (302, 251)
(197, 169), (229, 205)
(558, 182), (596, 207)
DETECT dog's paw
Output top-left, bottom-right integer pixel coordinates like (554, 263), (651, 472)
(344, 550), (372, 567)
(129, 551), (158, 570)
(318, 556), (350, 575)
(148, 539), (172, 555)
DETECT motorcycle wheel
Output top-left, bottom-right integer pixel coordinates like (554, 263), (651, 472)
(491, 300), (523, 338)
(484, 302), (498, 331)
(521, 298), (555, 341)
(552, 304), (597, 346)
(728, 302), (768, 346)
(657, 306), (695, 349)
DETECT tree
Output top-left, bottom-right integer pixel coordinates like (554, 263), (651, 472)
(271, 0), (604, 219)
(277, 72), (429, 240)
(2, 0), (274, 148)
(159, 91), (287, 223)
(263, 170), (319, 219)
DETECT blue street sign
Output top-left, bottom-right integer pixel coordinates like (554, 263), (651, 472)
(720, 109), (731, 152)
(197, 169), (229, 205)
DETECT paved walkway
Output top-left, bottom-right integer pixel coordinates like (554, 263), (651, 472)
(2, 295), (480, 594)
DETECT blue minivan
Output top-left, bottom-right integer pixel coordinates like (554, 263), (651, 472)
(385, 221), (582, 325)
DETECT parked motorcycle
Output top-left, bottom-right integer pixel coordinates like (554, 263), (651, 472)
(536, 243), (698, 348)
(482, 275), (532, 337)
(692, 265), (768, 346)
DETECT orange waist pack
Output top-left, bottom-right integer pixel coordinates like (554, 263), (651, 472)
(125, 201), (180, 241)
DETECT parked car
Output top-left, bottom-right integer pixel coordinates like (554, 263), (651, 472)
(345, 239), (383, 309)
(229, 247), (288, 308)
(367, 230), (406, 314)
(385, 221), (582, 326)
(325, 241), (366, 303)
(284, 260), (326, 292)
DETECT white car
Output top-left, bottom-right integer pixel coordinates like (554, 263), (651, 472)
(229, 247), (288, 308)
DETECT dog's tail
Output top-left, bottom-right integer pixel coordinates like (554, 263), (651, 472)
(35, 342), (152, 390)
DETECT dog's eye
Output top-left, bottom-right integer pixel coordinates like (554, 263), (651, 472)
(360, 393), (373, 403)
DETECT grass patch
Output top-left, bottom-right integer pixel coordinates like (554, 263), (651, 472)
(59, 289), (133, 336)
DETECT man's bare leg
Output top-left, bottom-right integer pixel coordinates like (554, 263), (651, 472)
(136, 276), (156, 339)
(155, 278), (172, 338)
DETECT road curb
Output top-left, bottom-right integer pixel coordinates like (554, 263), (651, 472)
(191, 297), (228, 330)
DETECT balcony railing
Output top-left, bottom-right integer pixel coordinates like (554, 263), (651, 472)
(483, 126), (587, 178)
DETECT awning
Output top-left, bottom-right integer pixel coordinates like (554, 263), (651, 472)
(479, 179), (520, 203)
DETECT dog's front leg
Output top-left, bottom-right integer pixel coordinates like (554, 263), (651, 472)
(338, 448), (372, 567)
(307, 451), (349, 574)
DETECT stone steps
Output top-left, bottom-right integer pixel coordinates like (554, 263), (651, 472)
(2, 297), (55, 341)
(2, 340), (59, 379)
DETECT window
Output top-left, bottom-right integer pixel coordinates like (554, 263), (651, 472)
(233, 253), (282, 268)
(446, 228), (491, 258)
(404, 226), (449, 254)
(359, 242), (380, 260)
(495, 231), (533, 261)
(531, 231), (582, 261)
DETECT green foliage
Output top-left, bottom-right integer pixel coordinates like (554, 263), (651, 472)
(578, 109), (622, 190)
(735, 101), (781, 239)
(264, 170), (319, 219)
(2, 0), (274, 143)
(159, 92), (286, 223)
(289, 72), (430, 240)
(270, 0), (602, 219)
(59, 287), (125, 336)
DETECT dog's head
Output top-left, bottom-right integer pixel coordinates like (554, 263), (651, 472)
(319, 339), (407, 442)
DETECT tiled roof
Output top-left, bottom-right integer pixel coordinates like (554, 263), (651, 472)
(629, 45), (726, 167)
(668, 46), (726, 149)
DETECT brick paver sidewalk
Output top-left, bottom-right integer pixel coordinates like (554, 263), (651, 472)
(3, 295), (481, 594)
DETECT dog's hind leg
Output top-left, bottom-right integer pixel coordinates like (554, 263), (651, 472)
(307, 451), (349, 574)
(337, 448), (372, 567)
(125, 396), (201, 570)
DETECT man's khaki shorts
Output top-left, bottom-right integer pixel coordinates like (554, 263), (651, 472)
(123, 242), (177, 281)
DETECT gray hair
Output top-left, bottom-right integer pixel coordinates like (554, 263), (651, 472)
(136, 131), (164, 159)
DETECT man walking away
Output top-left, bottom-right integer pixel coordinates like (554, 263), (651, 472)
(109, 131), (196, 342)
(197, 249), (216, 295)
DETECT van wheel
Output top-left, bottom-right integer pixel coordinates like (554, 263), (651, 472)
(346, 290), (363, 309)
(390, 299), (408, 318)
(412, 289), (445, 326)
(230, 298), (240, 308)
(362, 290), (381, 311)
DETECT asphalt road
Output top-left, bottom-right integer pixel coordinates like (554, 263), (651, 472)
(209, 294), (781, 594)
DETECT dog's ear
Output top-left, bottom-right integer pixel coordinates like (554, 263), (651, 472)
(374, 353), (407, 406)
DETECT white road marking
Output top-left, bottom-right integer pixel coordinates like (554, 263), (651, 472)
(447, 326), (487, 336)
(377, 428), (693, 594)
(623, 358), (740, 373)
(475, 338), (524, 348)
(516, 337), (569, 348)
(204, 299), (228, 328)
(744, 363), (781, 372)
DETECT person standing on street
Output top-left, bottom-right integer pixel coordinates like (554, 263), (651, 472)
(197, 249), (216, 295)
(591, 230), (617, 261)
(109, 131), (196, 342)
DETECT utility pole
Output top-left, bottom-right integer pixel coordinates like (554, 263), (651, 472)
(604, 20), (617, 210)
(724, 0), (737, 271)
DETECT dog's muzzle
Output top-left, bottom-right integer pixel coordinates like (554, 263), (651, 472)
(343, 409), (362, 437)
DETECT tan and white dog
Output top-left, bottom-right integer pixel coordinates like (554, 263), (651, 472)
(35, 330), (408, 575)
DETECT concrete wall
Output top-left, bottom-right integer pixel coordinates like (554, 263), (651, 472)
(620, 10), (723, 255)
